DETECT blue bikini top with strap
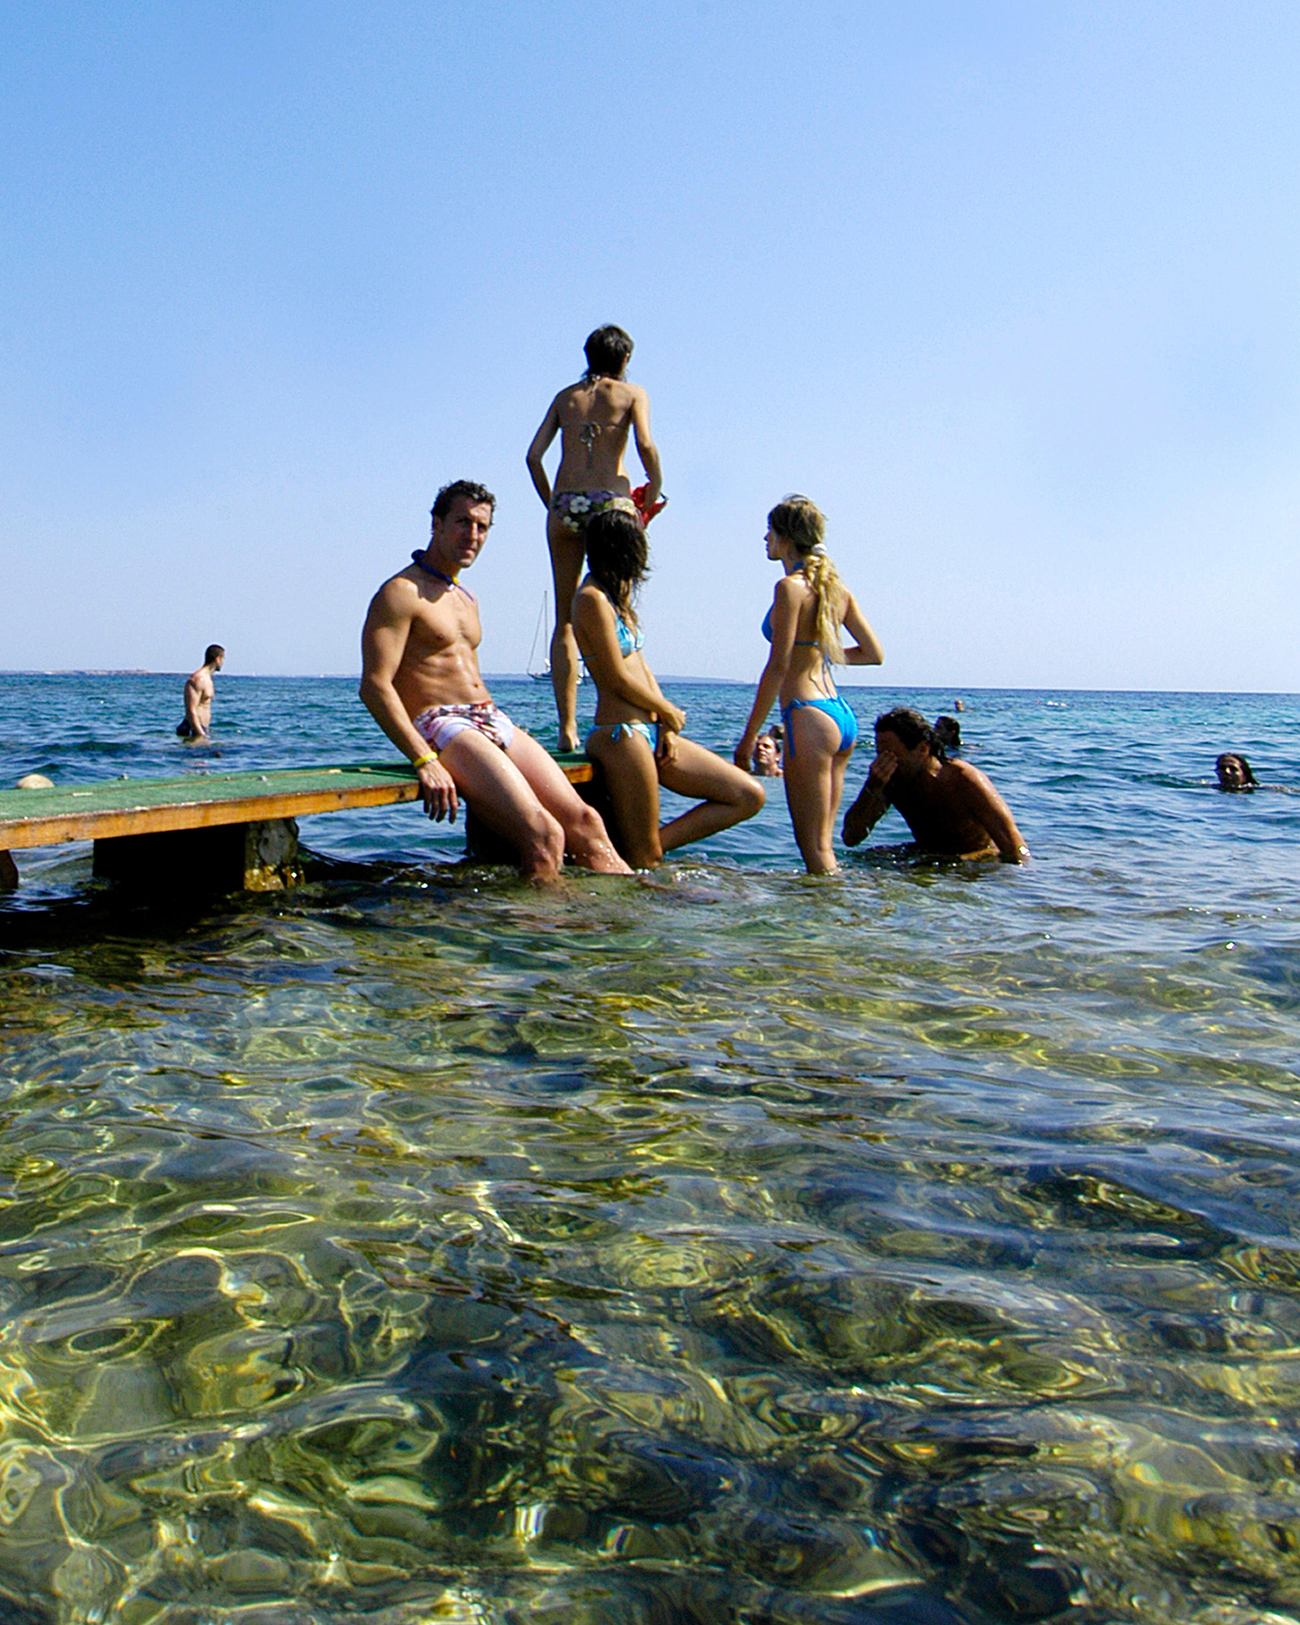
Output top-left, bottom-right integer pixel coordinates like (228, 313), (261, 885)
(616, 611), (644, 659)
(761, 605), (817, 648)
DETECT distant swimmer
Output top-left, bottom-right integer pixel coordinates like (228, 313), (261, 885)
(1216, 753), (1258, 792)
(751, 729), (784, 777)
(359, 481), (631, 882)
(177, 645), (224, 739)
(843, 707), (1029, 862)
(526, 325), (663, 753)
(573, 510), (763, 867)
(735, 495), (883, 875)
(933, 714), (962, 754)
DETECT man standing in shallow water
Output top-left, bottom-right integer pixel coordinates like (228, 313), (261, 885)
(177, 645), (224, 739)
(842, 707), (1029, 862)
(359, 481), (631, 882)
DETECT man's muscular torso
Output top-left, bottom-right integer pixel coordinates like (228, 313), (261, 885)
(384, 565), (490, 717)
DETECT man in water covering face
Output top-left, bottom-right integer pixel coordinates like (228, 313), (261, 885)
(842, 707), (1029, 862)
(359, 480), (631, 882)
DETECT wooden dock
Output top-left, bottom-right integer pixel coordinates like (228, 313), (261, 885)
(0, 758), (594, 891)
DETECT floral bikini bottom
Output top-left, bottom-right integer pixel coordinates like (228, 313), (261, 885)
(551, 490), (640, 534)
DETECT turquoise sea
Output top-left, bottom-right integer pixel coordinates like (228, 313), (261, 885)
(2, 672), (1300, 1625)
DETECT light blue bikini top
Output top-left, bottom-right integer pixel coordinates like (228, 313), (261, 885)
(616, 612), (644, 658)
(761, 605), (817, 648)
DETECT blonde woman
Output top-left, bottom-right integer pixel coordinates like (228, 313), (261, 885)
(735, 495), (884, 873)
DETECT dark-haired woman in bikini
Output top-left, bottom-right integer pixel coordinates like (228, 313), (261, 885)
(574, 510), (763, 868)
(526, 325), (663, 752)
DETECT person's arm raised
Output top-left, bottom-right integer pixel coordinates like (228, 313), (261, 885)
(358, 581), (459, 822)
(630, 387), (662, 509)
(841, 750), (898, 846)
(525, 395), (562, 509)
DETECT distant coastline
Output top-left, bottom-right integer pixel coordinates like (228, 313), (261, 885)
(1, 672), (1296, 697)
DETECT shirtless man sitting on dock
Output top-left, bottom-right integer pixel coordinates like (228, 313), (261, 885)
(359, 480), (631, 881)
(842, 707), (1029, 862)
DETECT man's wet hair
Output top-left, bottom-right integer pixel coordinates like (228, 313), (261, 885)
(431, 481), (497, 523)
(204, 645), (225, 666)
(583, 325), (634, 380)
(876, 707), (946, 761)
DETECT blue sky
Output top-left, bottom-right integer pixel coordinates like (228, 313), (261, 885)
(3, 1), (1297, 690)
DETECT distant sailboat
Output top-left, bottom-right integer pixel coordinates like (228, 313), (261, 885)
(528, 592), (586, 683)
(528, 594), (550, 682)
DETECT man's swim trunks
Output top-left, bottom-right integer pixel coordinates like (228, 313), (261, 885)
(412, 703), (516, 755)
(551, 490), (640, 534)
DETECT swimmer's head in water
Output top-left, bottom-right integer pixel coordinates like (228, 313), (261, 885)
(585, 510), (648, 618)
(933, 715), (961, 753)
(1216, 752), (1257, 791)
(752, 734), (782, 774)
(875, 707), (946, 763)
(430, 480), (497, 526)
(767, 495), (825, 556)
(584, 325), (633, 381)
(204, 645), (225, 668)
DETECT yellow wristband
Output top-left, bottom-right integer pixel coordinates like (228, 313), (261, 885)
(411, 750), (438, 770)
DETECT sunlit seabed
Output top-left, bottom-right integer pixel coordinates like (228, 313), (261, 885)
(2, 675), (1300, 1623)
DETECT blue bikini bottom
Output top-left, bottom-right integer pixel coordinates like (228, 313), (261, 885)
(588, 720), (656, 750)
(782, 694), (858, 756)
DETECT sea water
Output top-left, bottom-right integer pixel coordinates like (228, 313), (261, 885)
(2, 672), (1299, 1625)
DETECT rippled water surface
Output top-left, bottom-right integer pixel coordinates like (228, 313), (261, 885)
(3, 674), (1300, 1624)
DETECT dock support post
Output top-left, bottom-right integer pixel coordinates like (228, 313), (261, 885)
(92, 818), (303, 892)
(0, 851), (16, 891)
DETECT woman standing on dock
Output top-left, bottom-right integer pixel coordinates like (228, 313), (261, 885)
(526, 326), (663, 752)
(574, 510), (763, 868)
(735, 495), (884, 874)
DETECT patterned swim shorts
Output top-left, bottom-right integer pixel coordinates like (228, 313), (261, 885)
(412, 702), (516, 755)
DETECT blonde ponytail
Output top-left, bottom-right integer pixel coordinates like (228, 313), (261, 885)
(767, 495), (846, 663)
(802, 550), (846, 663)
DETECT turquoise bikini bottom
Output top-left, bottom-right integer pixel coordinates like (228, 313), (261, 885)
(782, 694), (858, 756)
(588, 720), (656, 750)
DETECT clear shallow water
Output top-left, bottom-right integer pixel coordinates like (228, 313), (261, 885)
(2, 673), (1300, 1625)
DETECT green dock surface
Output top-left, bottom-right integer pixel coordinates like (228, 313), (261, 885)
(0, 764), (422, 850)
(0, 756), (595, 853)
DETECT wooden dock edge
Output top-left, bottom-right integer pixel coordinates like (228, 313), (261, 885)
(1, 758), (597, 893)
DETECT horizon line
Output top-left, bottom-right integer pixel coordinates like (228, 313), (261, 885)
(2, 670), (1298, 699)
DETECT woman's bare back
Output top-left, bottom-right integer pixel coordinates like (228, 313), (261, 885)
(551, 377), (642, 494)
